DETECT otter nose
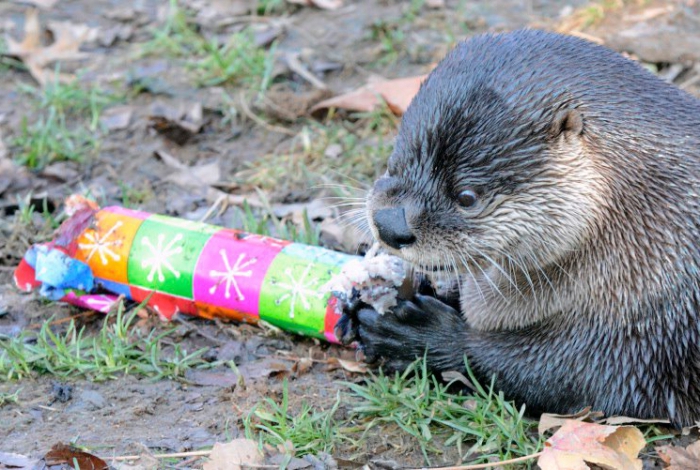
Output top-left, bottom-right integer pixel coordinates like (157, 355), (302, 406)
(373, 208), (416, 249)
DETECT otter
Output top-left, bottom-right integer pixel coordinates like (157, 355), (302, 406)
(335, 29), (700, 427)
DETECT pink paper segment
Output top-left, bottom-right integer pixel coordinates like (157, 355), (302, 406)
(193, 228), (286, 316)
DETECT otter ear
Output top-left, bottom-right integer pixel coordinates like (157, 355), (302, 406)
(550, 108), (583, 138)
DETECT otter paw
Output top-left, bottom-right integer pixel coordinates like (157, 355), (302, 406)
(335, 294), (467, 373)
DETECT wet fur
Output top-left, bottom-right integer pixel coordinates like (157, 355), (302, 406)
(337, 30), (700, 426)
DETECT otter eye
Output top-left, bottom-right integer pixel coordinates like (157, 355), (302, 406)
(457, 188), (478, 208)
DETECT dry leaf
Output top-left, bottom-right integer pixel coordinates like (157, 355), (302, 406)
(657, 440), (700, 470)
(100, 105), (133, 131)
(327, 357), (368, 373)
(602, 415), (670, 426)
(287, 0), (343, 10)
(44, 443), (108, 470)
(311, 75), (427, 116)
(293, 357), (314, 375)
(538, 407), (604, 435)
(4, 9), (93, 85)
(148, 102), (204, 145)
(203, 439), (263, 470)
(441, 370), (477, 391)
(166, 161), (221, 188)
(153, 149), (220, 188)
(538, 420), (645, 470)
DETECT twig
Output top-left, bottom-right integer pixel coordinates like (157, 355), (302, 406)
(274, 352), (333, 364)
(108, 450), (211, 462)
(174, 455), (207, 468)
(285, 52), (328, 90)
(566, 30), (604, 44)
(29, 311), (96, 329)
(109, 450), (277, 468)
(237, 92), (296, 136)
(410, 452), (543, 470)
(679, 67), (700, 90)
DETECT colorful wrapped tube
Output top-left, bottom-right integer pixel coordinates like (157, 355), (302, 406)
(14, 201), (360, 343)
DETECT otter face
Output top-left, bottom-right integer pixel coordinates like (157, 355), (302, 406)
(366, 82), (608, 288)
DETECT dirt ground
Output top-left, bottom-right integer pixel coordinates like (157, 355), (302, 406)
(2, 0), (700, 468)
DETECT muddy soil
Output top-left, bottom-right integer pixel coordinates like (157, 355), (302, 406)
(2, 0), (700, 467)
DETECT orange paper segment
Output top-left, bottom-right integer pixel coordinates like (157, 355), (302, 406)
(75, 210), (143, 285)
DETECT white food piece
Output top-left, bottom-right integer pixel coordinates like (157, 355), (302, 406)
(324, 251), (407, 315)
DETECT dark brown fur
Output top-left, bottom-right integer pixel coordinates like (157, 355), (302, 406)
(336, 29), (700, 427)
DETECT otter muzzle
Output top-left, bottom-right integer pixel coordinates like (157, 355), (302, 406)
(373, 208), (416, 250)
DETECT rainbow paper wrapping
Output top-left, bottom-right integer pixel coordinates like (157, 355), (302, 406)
(14, 205), (359, 343)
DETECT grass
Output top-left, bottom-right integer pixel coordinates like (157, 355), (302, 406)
(365, 0), (427, 65)
(140, 0), (275, 94)
(346, 359), (542, 465)
(243, 358), (541, 466)
(256, 0), (289, 15)
(234, 106), (398, 193)
(195, 31), (277, 92)
(234, 192), (322, 246)
(14, 110), (98, 169)
(3, 193), (63, 262)
(117, 181), (154, 208)
(12, 78), (122, 169)
(0, 301), (213, 381)
(19, 81), (122, 131)
(139, 0), (207, 58)
(244, 380), (353, 456)
(0, 389), (21, 407)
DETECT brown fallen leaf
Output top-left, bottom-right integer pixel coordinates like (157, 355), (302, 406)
(44, 443), (108, 470)
(311, 75), (427, 116)
(4, 9), (93, 85)
(538, 406), (604, 435)
(327, 357), (369, 373)
(602, 415), (670, 426)
(203, 439), (263, 470)
(657, 440), (700, 470)
(538, 420), (645, 470)
(293, 356), (314, 375)
(287, 0), (343, 10)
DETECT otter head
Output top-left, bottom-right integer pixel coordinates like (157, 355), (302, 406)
(366, 35), (610, 288)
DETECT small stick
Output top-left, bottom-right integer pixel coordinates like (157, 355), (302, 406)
(679, 72), (700, 90)
(410, 452), (543, 470)
(109, 450), (278, 468)
(29, 311), (96, 329)
(174, 455), (206, 468)
(108, 450), (211, 462)
(285, 52), (328, 90)
(566, 30), (604, 44)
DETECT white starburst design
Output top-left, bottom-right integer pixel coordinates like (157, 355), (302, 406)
(141, 233), (183, 283)
(274, 263), (324, 318)
(78, 221), (123, 265)
(209, 250), (257, 300)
